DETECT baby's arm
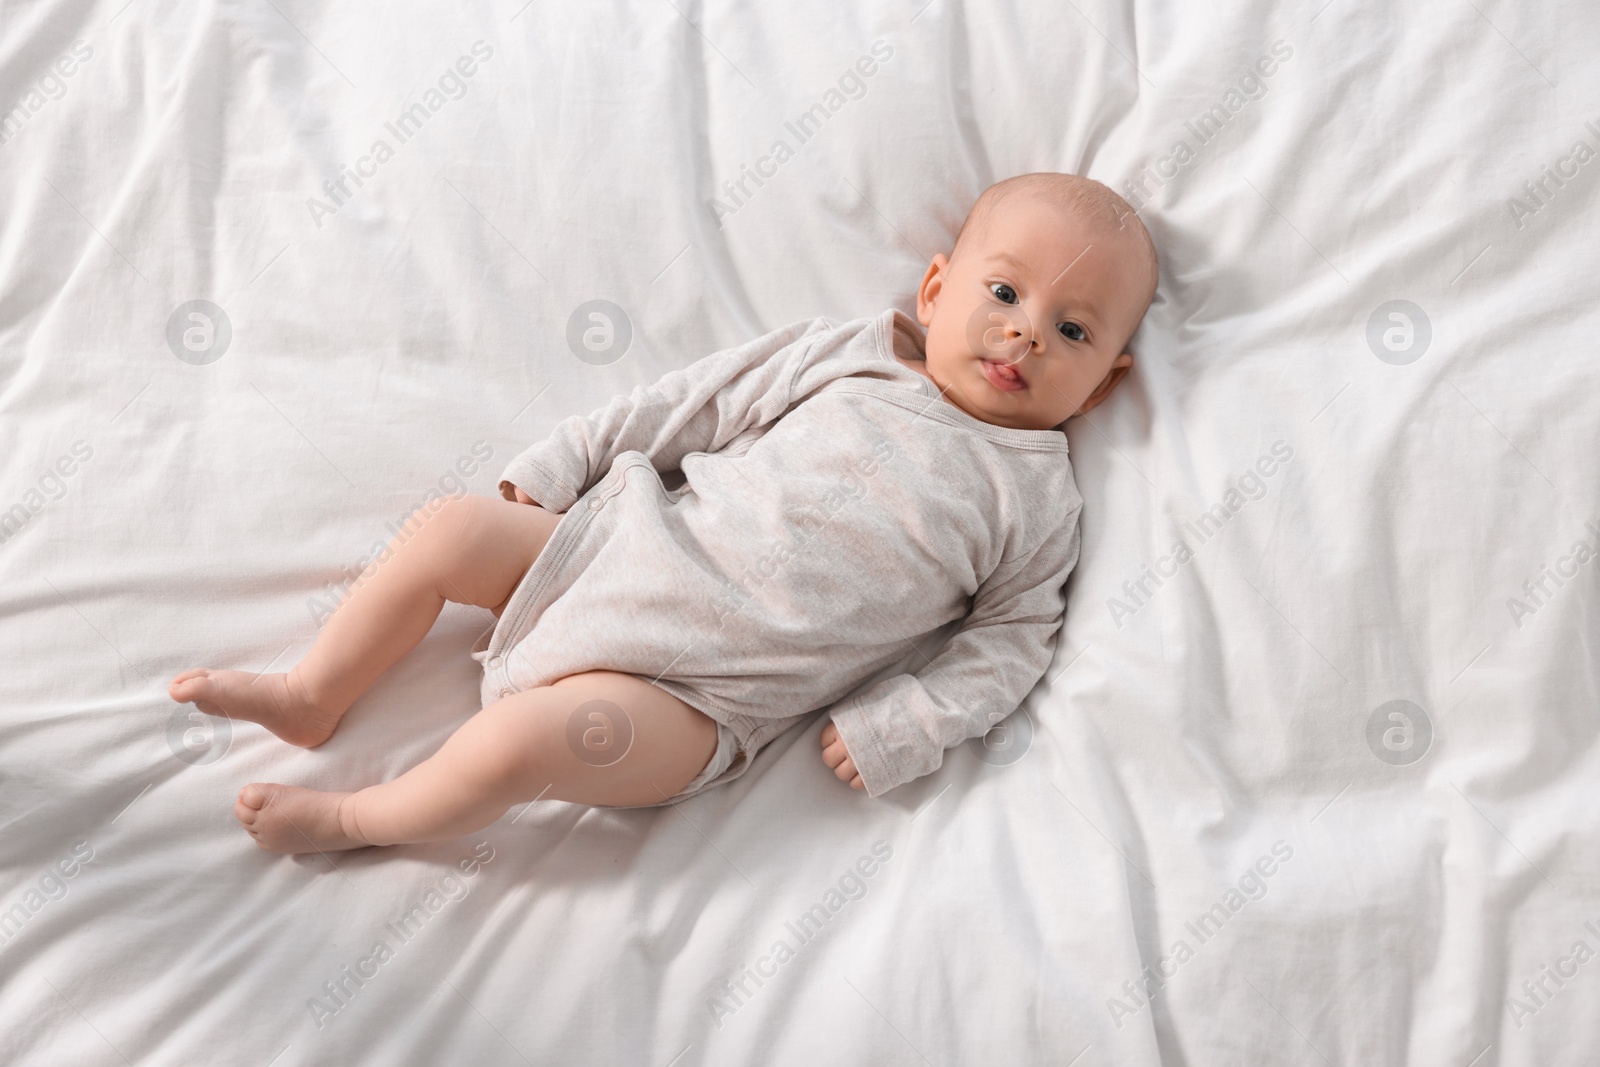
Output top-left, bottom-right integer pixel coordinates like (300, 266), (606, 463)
(824, 511), (1082, 796)
(498, 318), (832, 510)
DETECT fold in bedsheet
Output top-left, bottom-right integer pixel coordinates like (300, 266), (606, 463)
(1, 1), (1597, 1064)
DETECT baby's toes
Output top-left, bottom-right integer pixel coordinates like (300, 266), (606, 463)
(168, 667), (203, 695)
(236, 784), (268, 821)
(170, 669), (215, 706)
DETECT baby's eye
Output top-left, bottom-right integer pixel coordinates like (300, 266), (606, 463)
(989, 283), (1018, 304)
(1057, 321), (1086, 342)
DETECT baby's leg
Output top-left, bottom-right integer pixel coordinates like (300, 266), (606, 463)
(170, 495), (561, 747)
(234, 670), (720, 853)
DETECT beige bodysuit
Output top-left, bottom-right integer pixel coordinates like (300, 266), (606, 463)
(484, 308), (1082, 797)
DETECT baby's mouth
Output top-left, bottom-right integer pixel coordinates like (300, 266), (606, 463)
(980, 358), (1027, 391)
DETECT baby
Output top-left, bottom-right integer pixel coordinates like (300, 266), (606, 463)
(168, 172), (1158, 854)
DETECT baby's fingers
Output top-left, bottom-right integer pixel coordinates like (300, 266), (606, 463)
(819, 721), (846, 768)
(821, 721), (865, 790)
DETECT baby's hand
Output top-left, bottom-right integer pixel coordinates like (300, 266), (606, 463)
(501, 484), (538, 506)
(819, 720), (864, 791)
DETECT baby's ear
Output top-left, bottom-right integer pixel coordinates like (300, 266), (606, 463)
(1077, 353), (1134, 415)
(916, 253), (951, 326)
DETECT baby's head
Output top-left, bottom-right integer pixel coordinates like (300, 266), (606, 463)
(916, 173), (1158, 431)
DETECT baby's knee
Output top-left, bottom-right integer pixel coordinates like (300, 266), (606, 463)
(462, 696), (566, 794)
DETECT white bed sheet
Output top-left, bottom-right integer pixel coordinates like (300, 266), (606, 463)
(2, 0), (1597, 1063)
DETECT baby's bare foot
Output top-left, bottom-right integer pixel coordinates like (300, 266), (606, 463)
(235, 783), (368, 854)
(168, 668), (342, 748)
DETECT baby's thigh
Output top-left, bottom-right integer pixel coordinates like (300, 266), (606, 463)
(434, 494), (562, 616)
(480, 671), (720, 808)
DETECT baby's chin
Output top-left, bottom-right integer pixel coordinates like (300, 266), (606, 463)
(952, 371), (1074, 431)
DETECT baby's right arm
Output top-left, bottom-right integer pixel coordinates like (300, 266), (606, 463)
(496, 317), (834, 512)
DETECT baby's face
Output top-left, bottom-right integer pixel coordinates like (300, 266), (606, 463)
(916, 195), (1151, 431)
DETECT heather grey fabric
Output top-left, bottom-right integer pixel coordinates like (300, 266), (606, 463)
(485, 308), (1081, 795)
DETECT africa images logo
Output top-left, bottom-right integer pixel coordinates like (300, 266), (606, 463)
(305, 42), (495, 229)
(706, 40), (894, 226)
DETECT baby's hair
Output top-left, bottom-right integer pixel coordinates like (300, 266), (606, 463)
(952, 172), (1159, 306)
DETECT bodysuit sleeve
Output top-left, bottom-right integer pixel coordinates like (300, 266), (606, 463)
(498, 317), (836, 512)
(826, 507), (1082, 797)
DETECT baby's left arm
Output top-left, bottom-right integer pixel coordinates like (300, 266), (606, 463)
(826, 511), (1082, 797)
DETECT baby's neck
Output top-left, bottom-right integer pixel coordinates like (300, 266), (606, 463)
(891, 319), (967, 412)
(889, 319), (937, 380)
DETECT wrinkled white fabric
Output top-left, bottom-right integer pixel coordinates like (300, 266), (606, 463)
(7, 1), (1599, 1062)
